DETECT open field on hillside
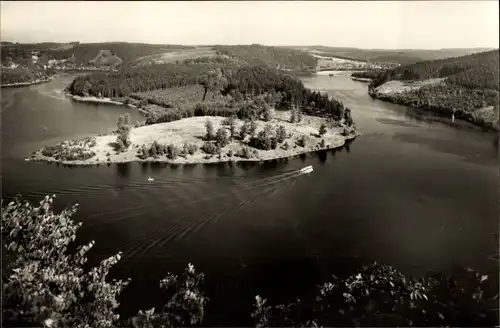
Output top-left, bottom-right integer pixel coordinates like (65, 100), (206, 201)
(132, 47), (216, 67)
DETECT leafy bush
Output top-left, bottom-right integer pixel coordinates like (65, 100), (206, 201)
(132, 264), (208, 328)
(167, 144), (180, 160)
(239, 120), (250, 140)
(344, 108), (354, 127)
(215, 127), (230, 147)
(1, 195), (130, 328)
(276, 125), (287, 143)
(222, 115), (238, 139)
(319, 123), (327, 136)
(201, 141), (220, 155)
(239, 146), (253, 159)
(41, 143), (96, 161)
(250, 124), (277, 150)
(2, 196), (209, 328)
(115, 114), (132, 152)
(205, 120), (215, 141)
(262, 104), (272, 122)
(249, 119), (258, 137)
(182, 142), (198, 156)
(251, 262), (499, 327)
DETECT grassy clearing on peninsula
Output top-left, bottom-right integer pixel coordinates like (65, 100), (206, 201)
(30, 110), (357, 165)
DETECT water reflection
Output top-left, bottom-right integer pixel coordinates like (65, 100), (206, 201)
(344, 141), (352, 153)
(140, 162), (149, 175)
(317, 150), (328, 164)
(116, 163), (130, 178)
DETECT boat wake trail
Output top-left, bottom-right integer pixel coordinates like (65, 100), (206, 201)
(84, 168), (303, 221)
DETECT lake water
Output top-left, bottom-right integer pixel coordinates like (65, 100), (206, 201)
(1, 73), (498, 325)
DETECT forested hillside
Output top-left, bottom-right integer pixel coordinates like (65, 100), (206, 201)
(66, 56), (244, 97)
(66, 56), (350, 126)
(1, 67), (56, 86)
(48, 42), (196, 66)
(368, 50), (499, 130)
(369, 50), (499, 89)
(214, 44), (317, 72)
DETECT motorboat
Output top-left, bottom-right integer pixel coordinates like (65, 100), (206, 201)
(147, 177), (154, 182)
(299, 165), (313, 174)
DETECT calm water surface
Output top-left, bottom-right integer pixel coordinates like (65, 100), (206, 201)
(1, 73), (498, 325)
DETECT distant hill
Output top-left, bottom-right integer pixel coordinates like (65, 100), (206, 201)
(213, 44), (317, 73)
(1, 42), (197, 68)
(283, 46), (494, 65)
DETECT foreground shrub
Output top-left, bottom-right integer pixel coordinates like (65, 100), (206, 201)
(1, 195), (129, 328)
(132, 264), (208, 328)
(252, 263), (499, 327)
(2, 195), (497, 328)
(1, 196), (209, 328)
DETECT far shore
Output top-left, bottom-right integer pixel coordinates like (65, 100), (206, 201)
(26, 112), (360, 167)
(351, 77), (372, 83)
(66, 93), (148, 113)
(369, 79), (499, 131)
(0, 75), (55, 88)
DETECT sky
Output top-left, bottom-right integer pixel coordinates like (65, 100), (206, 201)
(1, 1), (499, 49)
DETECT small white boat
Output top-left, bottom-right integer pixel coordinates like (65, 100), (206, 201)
(147, 177), (154, 182)
(299, 165), (313, 174)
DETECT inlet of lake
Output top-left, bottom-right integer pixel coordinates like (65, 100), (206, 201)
(1, 72), (498, 325)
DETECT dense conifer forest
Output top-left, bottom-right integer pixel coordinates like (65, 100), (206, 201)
(214, 44), (318, 72)
(367, 50), (499, 129)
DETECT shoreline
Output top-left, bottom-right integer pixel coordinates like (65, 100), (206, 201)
(65, 93), (148, 113)
(25, 133), (359, 167)
(0, 75), (55, 88)
(351, 77), (372, 83)
(368, 81), (499, 132)
(25, 114), (360, 167)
